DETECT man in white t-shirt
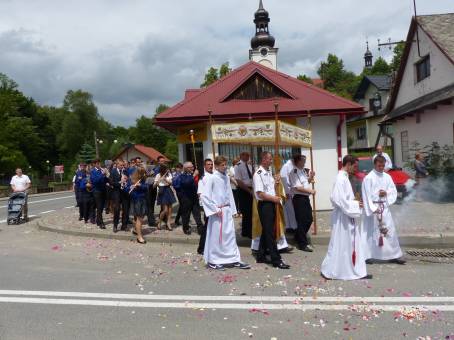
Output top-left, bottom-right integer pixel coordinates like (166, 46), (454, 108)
(10, 168), (31, 219)
(373, 145), (393, 172)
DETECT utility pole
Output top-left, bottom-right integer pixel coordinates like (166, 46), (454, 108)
(94, 131), (99, 159)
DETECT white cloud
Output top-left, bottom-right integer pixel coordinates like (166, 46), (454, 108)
(0, 0), (452, 126)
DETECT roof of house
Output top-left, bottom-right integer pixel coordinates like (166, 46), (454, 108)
(382, 82), (454, 123)
(113, 144), (169, 162)
(418, 13), (454, 63)
(387, 13), (454, 113)
(354, 75), (391, 100)
(155, 61), (364, 129)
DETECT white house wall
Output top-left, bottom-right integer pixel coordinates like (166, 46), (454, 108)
(393, 104), (454, 167)
(394, 26), (454, 109)
(297, 116), (347, 211)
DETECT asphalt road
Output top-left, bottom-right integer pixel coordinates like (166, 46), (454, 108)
(0, 191), (75, 224)
(0, 221), (453, 340)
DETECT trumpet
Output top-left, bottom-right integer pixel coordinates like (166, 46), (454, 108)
(86, 175), (93, 192)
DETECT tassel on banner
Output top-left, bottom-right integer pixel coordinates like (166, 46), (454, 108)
(379, 235), (384, 247)
(352, 250), (356, 266)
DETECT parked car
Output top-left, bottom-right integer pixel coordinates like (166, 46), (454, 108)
(352, 156), (414, 201)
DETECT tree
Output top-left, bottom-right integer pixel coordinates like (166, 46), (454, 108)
(63, 89), (99, 141)
(219, 62), (231, 78)
(390, 41), (405, 73)
(164, 139), (178, 163)
(317, 54), (359, 99)
(156, 104), (170, 115)
(297, 74), (313, 84)
(200, 67), (219, 88)
(77, 143), (96, 164)
(371, 57), (391, 75)
(129, 115), (173, 152)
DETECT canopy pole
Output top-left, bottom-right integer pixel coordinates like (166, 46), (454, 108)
(189, 129), (197, 169)
(208, 109), (216, 159)
(273, 101), (282, 240)
(308, 111), (318, 235)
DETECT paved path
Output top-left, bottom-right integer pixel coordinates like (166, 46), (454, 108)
(0, 222), (453, 339)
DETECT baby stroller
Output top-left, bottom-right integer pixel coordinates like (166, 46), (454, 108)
(7, 192), (28, 225)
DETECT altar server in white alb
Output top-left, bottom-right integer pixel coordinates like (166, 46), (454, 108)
(361, 155), (406, 265)
(200, 156), (250, 271)
(280, 158), (298, 232)
(321, 155), (369, 280)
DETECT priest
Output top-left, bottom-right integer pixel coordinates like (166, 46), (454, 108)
(361, 155), (405, 265)
(321, 155), (369, 280)
(200, 156), (250, 271)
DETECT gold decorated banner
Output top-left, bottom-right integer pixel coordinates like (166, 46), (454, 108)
(211, 120), (311, 147)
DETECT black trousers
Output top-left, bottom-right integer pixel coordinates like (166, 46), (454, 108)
(146, 185), (157, 226)
(93, 191), (106, 226)
(292, 195), (313, 248)
(81, 191), (94, 222)
(75, 188), (83, 218)
(105, 186), (112, 213)
(197, 216), (208, 254)
(180, 194), (203, 232)
(232, 189), (240, 214)
(257, 201), (281, 264)
(120, 190), (130, 226)
(175, 192), (182, 224)
(238, 188), (253, 238)
(111, 189), (121, 226)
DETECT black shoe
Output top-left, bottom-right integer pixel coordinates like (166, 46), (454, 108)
(365, 259), (374, 265)
(361, 274), (373, 279)
(279, 246), (294, 254)
(113, 225), (118, 233)
(99, 224), (106, 230)
(183, 227), (192, 235)
(208, 263), (225, 271)
(175, 220), (181, 226)
(300, 246), (313, 253)
(78, 216), (83, 221)
(197, 250), (204, 255)
(90, 219), (96, 225)
(273, 261), (290, 269)
(390, 258), (406, 265)
(137, 238), (147, 244)
(120, 224), (127, 231)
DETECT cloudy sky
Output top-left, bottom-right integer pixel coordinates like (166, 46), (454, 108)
(0, 0), (452, 126)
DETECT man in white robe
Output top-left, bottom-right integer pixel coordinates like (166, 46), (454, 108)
(280, 159), (298, 231)
(197, 159), (214, 255)
(361, 155), (405, 265)
(321, 155), (369, 280)
(200, 156), (250, 271)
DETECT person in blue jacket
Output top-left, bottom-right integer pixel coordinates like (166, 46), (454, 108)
(125, 167), (148, 244)
(90, 159), (108, 229)
(79, 169), (94, 224)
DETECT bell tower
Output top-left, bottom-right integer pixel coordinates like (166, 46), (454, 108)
(249, 0), (278, 70)
(364, 41), (373, 69)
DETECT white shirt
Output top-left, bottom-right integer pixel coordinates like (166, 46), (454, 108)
(234, 160), (253, 187)
(154, 173), (172, 187)
(288, 167), (311, 196)
(228, 166), (237, 190)
(197, 171), (213, 195)
(10, 174), (31, 192)
(373, 152), (393, 171)
(253, 166), (275, 200)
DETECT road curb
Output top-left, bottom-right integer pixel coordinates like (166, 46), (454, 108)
(36, 220), (454, 248)
(36, 220), (199, 245)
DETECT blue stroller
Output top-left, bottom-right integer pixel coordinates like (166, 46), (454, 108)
(7, 192), (28, 225)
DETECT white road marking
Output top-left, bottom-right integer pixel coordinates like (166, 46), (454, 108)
(0, 290), (453, 303)
(0, 195), (73, 208)
(0, 297), (453, 311)
(0, 219), (6, 223)
(40, 210), (55, 215)
(64, 206), (74, 209)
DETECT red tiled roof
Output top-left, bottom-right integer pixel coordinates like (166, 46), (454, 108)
(134, 145), (169, 162)
(114, 144), (169, 162)
(155, 61), (364, 128)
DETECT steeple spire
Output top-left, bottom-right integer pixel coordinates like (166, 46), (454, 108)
(251, 0), (275, 49)
(364, 41), (373, 69)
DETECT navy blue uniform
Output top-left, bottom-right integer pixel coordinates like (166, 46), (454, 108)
(173, 172), (203, 234)
(90, 167), (108, 227)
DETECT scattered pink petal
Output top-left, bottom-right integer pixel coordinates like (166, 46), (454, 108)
(51, 245), (60, 251)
